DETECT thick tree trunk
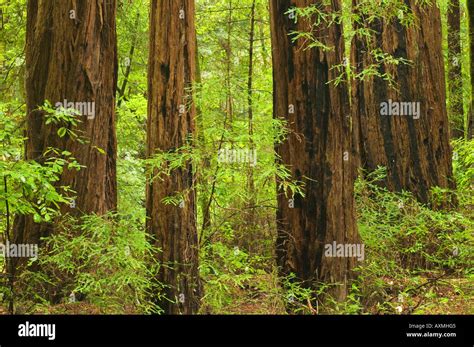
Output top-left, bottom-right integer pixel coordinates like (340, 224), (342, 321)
(351, 0), (456, 206)
(146, 0), (202, 314)
(13, 0), (118, 271)
(447, 0), (464, 139)
(270, 0), (359, 302)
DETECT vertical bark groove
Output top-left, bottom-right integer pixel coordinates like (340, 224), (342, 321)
(351, 1), (455, 206)
(270, 0), (359, 302)
(146, 0), (202, 314)
(13, 0), (118, 274)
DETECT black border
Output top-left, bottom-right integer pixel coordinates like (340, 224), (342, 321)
(0, 314), (472, 345)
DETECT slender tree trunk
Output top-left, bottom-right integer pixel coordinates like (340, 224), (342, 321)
(12, 0), (118, 280)
(0, 7), (5, 92)
(146, 0), (202, 314)
(258, 7), (269, 67)
(3, 175), (14, 313)
(224, 0), (234, 130)
(117, 12), (140, 107)
(246, 0), (256, 253)
(447, 0), (464, 139)
(0, 1), (11, 93)
(270, 0), (359, 302)
(195, 27), (212, 237)
(468, 0), (474, 139)
(351, 0), (456, 206)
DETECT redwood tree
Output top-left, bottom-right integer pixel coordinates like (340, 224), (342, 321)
(146, 0), (202, 314)
(13, 0), (118, 264)
(270, 0), (359, 301)
(351, 0), (456, 205)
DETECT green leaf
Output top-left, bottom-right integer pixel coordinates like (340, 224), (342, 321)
(57, 127), (67, 138)
(33, 214), (42, 223)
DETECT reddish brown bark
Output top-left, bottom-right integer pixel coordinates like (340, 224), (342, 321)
(146, 0), (202, 314)
(351, 0), (456, 206)
(13, 0), (117, 261)
(270, 0), (359, 301)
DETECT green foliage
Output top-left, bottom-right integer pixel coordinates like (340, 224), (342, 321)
(440, 0), (472, 136)
(0, 0), (27, 101)
(116, 0), (148, 106)
(200, 241), (256, 312)
(15, 213), (162, 314)
(350, 166), (473, 314)
(291, 0), (416, 89)
(452, 138), (474, 194)
(0, 104), (79, 227)
(0, 0), (472, 316)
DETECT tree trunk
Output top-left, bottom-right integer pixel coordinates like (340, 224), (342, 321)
(447, 0), (464, 139)
(117, 12), (140, 107)
(351, 0), (456, 206)
(195, 28), (211, 238)
(0, 6), (5, 92)
(224, 0), (234, 130)
(246, 0), (256, 253)
(270, 0), (359, 302)
(13, 0), (118, 274)
(146, 0), (202, 314)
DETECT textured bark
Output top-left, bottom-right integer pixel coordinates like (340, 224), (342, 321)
(146, 0), (202, 314)
(13, 0), (117, 266)
(270, 0), (359, 301)
(468, 0), (474, 139)
(351, 0), (455, 206)
(447, 0), (464, 139)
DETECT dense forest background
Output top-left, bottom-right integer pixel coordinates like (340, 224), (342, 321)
(0, 0), (472, 315)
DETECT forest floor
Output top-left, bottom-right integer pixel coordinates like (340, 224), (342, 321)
(2, 273), (470, 315)
(218, 275), (473, 315)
